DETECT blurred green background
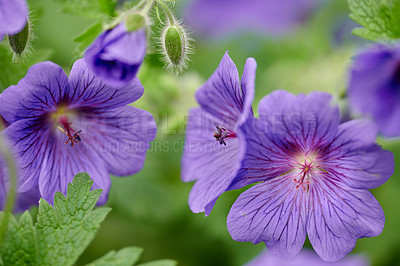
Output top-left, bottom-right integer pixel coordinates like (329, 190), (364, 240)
(1, 0), (399, 265)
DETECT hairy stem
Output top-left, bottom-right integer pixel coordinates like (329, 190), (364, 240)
(155, 0), (176, 25)
(142, 0), (156, 14)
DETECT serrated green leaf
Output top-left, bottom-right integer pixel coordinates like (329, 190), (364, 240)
(36, 172), (111, 266)
(348, 0), (400, 41)
(0, 211), (38, 265)
(51, 0), (117, 20)
(137, 259), (178, 266)
(86, 247), (143, 266)
(0, 174), (175, 266)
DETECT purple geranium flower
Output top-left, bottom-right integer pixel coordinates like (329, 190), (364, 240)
(348, 44), (400, 137)
(85, 22), (147, 86)
(0, 59), (156, 204)
(247, 249), (369, 266)
(184, 0), (320, 38)
(0, 0), (28, 41)
(181, 52), (256, 215)
(227, 90), (394, 261)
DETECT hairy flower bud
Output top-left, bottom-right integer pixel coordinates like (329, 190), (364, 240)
(161, 23), (191, 73)
(8, 20), (30, 56)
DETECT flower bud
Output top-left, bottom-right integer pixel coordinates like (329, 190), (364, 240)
(84, 21), (147, 86)
(8, 19), (30, 56)
(161, 23), (191, 73)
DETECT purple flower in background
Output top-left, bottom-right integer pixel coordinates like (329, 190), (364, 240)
(246, 249), (369, 266)
(227, 90), (394, 261)
(0, 141), (40, 212)
(181, 52), (256, 215)
(0, 59), (157, 205)
(0, 0), (28, 41)
(85, 22), (147, 86)
(348, 44), (400, 137)
(184, 0), (320, 38)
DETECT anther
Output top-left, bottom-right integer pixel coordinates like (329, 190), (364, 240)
(57, 126), (82, 147)
(213, 125), (236, 146)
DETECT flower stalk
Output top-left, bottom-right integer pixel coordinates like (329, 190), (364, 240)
(141, 0), (155, 14)
(155, 0), (175, 25)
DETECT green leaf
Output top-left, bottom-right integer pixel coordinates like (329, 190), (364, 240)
(73, 22), (103, 57)
(348, 0), (400, 40)
(86, 247), (143, 266)
(0, 211), (38, 265)
(36, 173), (111, 266)
(137, 259), (178, 266)
(51, 0), (117, 20)
(0, 174), (175, 266)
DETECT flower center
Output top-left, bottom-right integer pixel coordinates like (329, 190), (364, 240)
(51, 108), (82, 147)
(290, 151), (321, 191)
(213, 125), (236, 145)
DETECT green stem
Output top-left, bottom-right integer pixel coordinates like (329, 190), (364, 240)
(155, 0), (175, 25)
(136, 0), (148, 9)
(0, 128), (17, 247)
(142, 0), (155, 14)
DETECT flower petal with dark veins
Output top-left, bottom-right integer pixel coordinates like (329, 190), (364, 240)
(258, 90), (340, 148)
(227, 177), (307, 258)
(77, 105), (157, 176)
(324, 119), (394, 190)
(0, 61), (69, 124)
(195, 52), (255, 129)
(182, 108), (246, 215)
(68, 59), (144, 110)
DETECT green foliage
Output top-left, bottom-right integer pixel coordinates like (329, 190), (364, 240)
(73, 22), (103, 57)
(36, 173), (111, 265)
(137, 259), (178, 266)
(51, 0), (117, 20)
(50, 0), (116, 60)
(0, 212), (37, 265)
(348, 0), (400, 41)
(0, 173), (176, 266)
(0, 44), (52, 92)
(86, 247), (143, 266)
(0, 173), (109, 266)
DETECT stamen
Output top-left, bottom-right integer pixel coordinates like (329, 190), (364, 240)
(213, 125), (236, 145)
(290, 150), (324, 190)
(57, 123), (82, 147)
